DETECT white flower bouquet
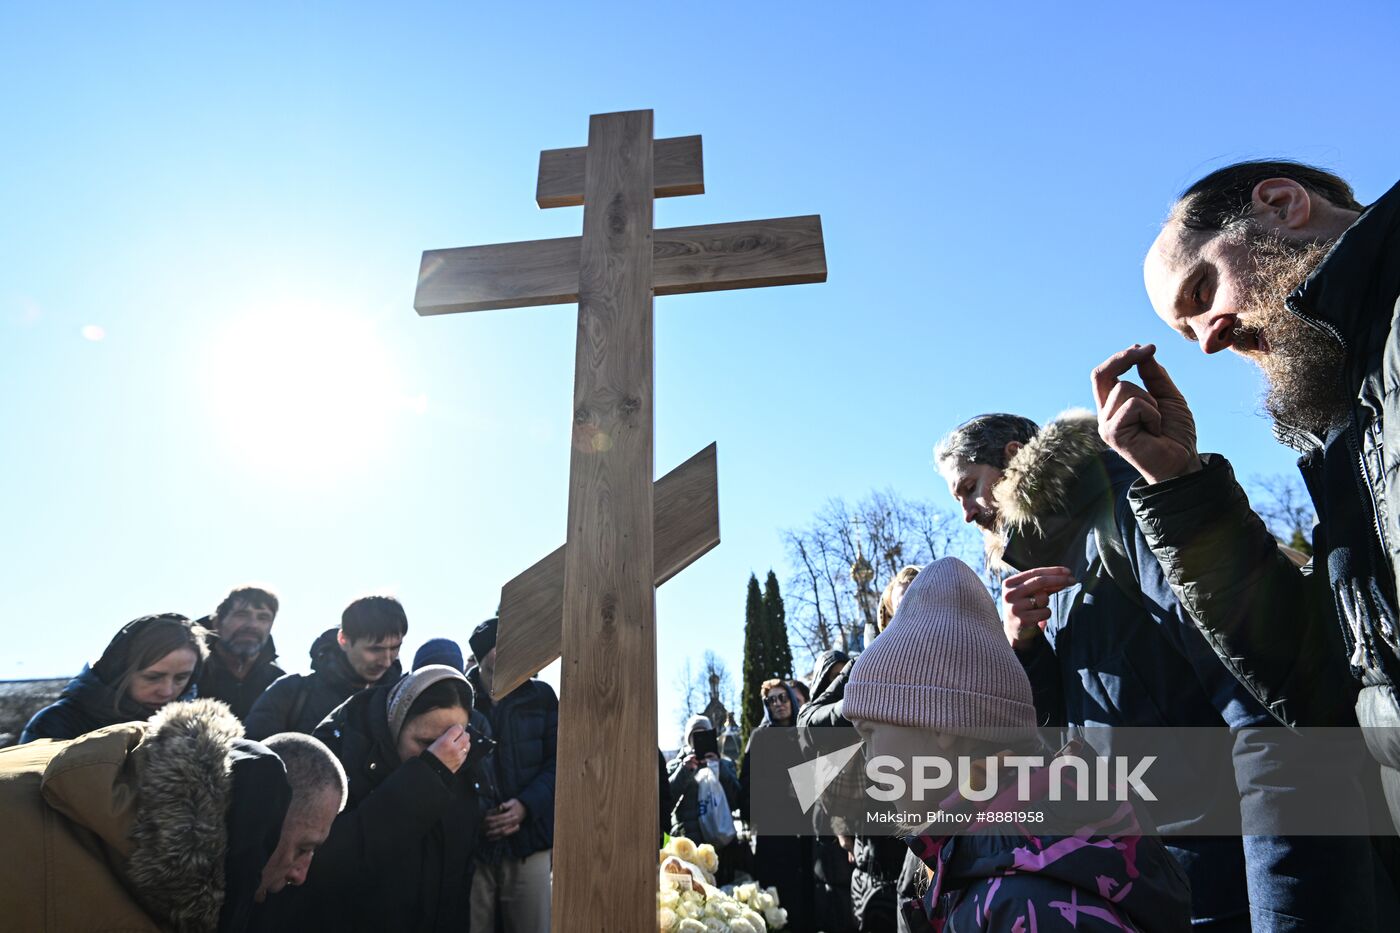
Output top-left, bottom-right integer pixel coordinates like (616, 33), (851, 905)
(656, 840), (787, 932)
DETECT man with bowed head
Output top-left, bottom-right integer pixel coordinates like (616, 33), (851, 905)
(0, 698), (345, 933)
(935, 410), (1385, 928)
(1093, 161), (1400, 825)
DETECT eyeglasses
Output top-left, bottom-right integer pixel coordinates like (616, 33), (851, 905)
(764, 694), (790, 707)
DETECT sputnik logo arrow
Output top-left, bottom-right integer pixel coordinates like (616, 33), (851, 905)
(788, 741), (865, 814)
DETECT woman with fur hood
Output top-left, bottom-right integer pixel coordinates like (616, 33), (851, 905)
(20, 613), (208, 744)
(845, 556), (1193, 932)
(0, 698), (308, 932)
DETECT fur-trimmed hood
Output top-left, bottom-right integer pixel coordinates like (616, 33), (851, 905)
(127, 699), (243, 931)
(39, 699), (244, 932)
(993, 409), (1105, 532)
(987, 410), (1123, 572)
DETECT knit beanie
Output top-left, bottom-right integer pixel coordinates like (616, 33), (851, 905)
(386, 664), (471, 746)
(844, 557), (1036, 741)
(413, 637), (465, 672)
(468, 617), (498, 659)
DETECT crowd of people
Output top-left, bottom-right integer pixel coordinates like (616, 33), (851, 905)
(666, 159), (1400, 931)
(3, 158), (1400, 931)
(1, 589), (558, 933)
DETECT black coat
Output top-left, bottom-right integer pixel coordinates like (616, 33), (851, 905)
(467, 666), (557, 859)
(198, 636), (285, 722)
(1127, 181), (1400, 762)
(19, 665), (197, 744)
(263, 683), (485, 933)
(243, 629), (401, 740)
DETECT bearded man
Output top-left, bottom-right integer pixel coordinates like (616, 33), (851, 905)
(199, 585), (285, 721)
(1093, 161), (1400, 829)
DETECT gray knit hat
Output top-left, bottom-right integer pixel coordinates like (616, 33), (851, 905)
(386, 664), (471, 746)
(844, 557), (1036, 741)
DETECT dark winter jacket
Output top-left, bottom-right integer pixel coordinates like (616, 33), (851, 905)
(666, 717), (741, 843)
(0, 699), (290, 933)
(20, 664), (200, 744)
(740, 684), (816, 931)
(199, 635), (285, 722)
(467, 665), (558, 858)
(265, 681), (485, 933)
(996, 411), (1389, 926)
(901, 752), (1192, 932)
(798, 652), (851, 730)
(244, 629), (401, 740)
(793, 645), (904, 931)
(1125, 181), (1400, 816)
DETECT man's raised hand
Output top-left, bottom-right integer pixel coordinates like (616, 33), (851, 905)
(1092, 344), (1202, 485)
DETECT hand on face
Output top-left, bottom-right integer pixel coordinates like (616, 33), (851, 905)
(426, 724), (471, 773)
(484, 797), (526, 840)
(1092, 344), (1202, 485)
(1001, 566), (1075, 648)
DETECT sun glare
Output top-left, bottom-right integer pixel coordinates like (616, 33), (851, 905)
(200, 305), (420, 479)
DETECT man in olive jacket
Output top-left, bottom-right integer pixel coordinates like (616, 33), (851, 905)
(1094, 161), (1400, 828)
(0, 698), (343, 933)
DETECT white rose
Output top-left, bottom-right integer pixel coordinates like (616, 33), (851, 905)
(696, 842), (719, 874)
(675, 920), (707, 933)
(735, 883), (758, 903)
(753, 893), (773, 912)
(671, 837), (698, 862)
(658, 906), (678, 932)
(763, 886), (782, 907)
(764, 906), (787, 929)
(658, 887), (681, 910)
(740, 908), (768, 931)
(728, 919), (759, 933)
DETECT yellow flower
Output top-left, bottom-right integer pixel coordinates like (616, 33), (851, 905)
(695, 842), (719, 874)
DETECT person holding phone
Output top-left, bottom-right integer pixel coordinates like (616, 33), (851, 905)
(666, 714), (741, 846)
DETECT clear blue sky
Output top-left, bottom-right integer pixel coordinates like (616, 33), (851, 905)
(3, 2), (1396, 745)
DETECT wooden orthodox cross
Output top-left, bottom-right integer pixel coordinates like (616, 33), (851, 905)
(413, 110), (825, 930)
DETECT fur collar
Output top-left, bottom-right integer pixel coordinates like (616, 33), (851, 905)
(127, 698), (242, 933)
(994, 408), (1105, 533)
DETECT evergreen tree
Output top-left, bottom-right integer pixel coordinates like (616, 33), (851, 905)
(763, 570), (793, 681)
(740, 573), (768, 750)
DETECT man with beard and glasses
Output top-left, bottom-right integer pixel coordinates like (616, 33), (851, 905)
(1093, 161), (1400, 834)
(198, 585), (286, 721)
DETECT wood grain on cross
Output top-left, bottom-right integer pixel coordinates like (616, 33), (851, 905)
(413, 109), (825, 931)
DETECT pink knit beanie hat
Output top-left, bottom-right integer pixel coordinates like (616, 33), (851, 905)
(844, 557), (1036, 741)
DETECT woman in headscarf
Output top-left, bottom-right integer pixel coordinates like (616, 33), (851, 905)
(20, 613), (208, 743)
(266, 665), (488, 932)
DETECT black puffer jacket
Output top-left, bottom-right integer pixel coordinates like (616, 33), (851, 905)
(198, 636), (285, 722)
(264, 682), (484, 933)
(467, 666), (558, 858)
(1127, 179), (1400, 823)
(20, 665), (199, 744)
(243, 629), (401, 740)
